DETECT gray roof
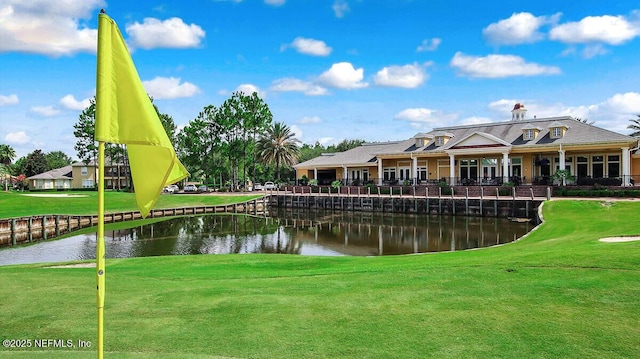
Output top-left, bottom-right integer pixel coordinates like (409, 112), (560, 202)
(295, 116), (638, 168)
(27, 165), (73, 180)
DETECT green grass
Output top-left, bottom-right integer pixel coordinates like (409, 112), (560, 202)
(0, 200), (639, 358)
(0, 191), (261, 219)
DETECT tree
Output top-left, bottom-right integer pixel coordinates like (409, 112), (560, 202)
(45, 151), (73, 171)
(628, 114), (640, 138)
(0, 164), (10, 191)
(331, 139), (366, 152)
(0, 144), (16, 165)
(24, 149), (48, 177)
(257, 122), (300, 182)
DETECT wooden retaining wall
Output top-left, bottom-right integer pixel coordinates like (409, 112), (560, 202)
(0, 197), (268, 247)
(269, 194), (543, 222)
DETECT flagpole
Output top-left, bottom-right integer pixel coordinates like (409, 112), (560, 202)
(96, 141), (106, 359)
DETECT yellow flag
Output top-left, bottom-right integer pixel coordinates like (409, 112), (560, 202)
(95, 13), (188, 218)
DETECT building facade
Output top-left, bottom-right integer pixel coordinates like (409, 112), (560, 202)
(295, 104), (640, 187)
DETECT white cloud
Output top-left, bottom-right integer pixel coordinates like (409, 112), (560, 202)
(299, 116), (322, 124)
(549, 15), (639, 45)
(317, 137), (337, 146)
(602, 92), (640, 114)
(143, 77), (201, 99)
(236, 84), (265, 98)
(265, 0), (285, 6)
(126, 17), (205, 49)
(287, 37), (332, 56)
(0, 94), (19, 106)
(483, 12), (560, 45)
(332, 0), (349, 18)
(373, 63), (429, 88)
(0, 0), (102, 56)
(289, 124), (303, 141)
(317, 62), (368, 89)
(60, 94), (90, 111)
(459, 117), (494, 126)
(270, 78), (328, 96)
(582, 44), (608, 59)
(450, 52), (561, 78)
(30, 106), (60, 117)
(416, 38), (441, 52)
(394, 108), (458, 126)
(5, 131), (30, 145)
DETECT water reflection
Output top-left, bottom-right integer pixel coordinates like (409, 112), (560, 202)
(0, 209), (532, 265)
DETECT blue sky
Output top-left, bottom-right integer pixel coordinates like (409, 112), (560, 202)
(1, 0), (640, 159)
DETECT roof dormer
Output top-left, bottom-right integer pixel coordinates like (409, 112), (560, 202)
(433, 131), (454, 147)
(548, 121), (569, 139)
(521, 124), (542, 141)
(413, 133), (434, 147)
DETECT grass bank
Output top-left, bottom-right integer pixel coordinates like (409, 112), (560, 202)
(0, 200), (639, 358)
(0, 191), (261, 219)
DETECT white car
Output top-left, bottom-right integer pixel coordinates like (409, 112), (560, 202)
(253, 183), (263, 191)
(163, 184), (179, 194)
(263, 181), (276, 190)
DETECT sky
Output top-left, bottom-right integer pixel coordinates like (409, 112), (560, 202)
(1, 0), (640, 160)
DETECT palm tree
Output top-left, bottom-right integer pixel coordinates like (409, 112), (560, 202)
(256, 122), (300, 182)
(628, 114), (640, 138)
(0, 144), (16, 165)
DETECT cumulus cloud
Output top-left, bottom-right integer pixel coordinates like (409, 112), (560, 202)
(270, 78), (328, 96)
(0, 94), (19, 106)
(450, 52), (561, 78)
(317, 62), (368, 89)
(483, 12), (560, 45)
(60, 94), (90, 111)
(126, 17), (205, 49)
(332, 0), (349, 18)
(265, 0), (285, 6)
(236, 84), (265, 98)
(29, 106), (60, 117)
(0, 0), (102, 56)
(143, 77), (200, 99)
(286, 37), (332, 56)
(299, 116), (322, 124)
(289, 124), (303, 141)
(549, 14), (639, 45)
(416, 38), (441, 52)
(394, 108), (458, 126)
(5, 131), (30, 145)
(373, 63), (429, 88)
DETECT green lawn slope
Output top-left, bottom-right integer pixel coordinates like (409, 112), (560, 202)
(0, 200), (639, 358)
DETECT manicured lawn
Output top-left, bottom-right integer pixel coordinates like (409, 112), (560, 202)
(0, 200), (639, 358)
(0, 191), (262, 219)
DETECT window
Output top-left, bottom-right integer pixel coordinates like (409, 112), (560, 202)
(592, 155), (604, 178)
(459, 159), (478, 180)
(416, 138), (424, 147)
(82, 179), (94, 188)
(81, 166), (88, 175)
(576, 156), (588, 178)
(551, 127), (563, 138)
(383, 168), (396, 181)
(417, 167), (428, 181)
(523, 129), (535, 140)
(435, 137), (444, 146)
(607, 155), (619, 178)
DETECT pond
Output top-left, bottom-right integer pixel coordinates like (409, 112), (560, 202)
(0, 208), (534, 266)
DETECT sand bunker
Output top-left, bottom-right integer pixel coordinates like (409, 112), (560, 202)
(46, 263), (95, 268)
(599, 236), (640, 243)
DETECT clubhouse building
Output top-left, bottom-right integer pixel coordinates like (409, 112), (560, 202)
(294, 104), (639, 187)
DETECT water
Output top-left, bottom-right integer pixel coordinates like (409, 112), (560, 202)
(0, 209), (533, 265)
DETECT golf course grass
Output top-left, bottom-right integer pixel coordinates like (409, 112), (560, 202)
(0, 198), (639, 358)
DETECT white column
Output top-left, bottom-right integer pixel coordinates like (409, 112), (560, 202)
(314, 168), (318, 180)
(502, 152), (509, 184)
(449, 154), (455, 186)
(412, 156), (418, 185)
(342, 166), (348, 185)
(621, 147), (630, 186)
(558, 149), (566, 186)
(378, 158), (383, 185)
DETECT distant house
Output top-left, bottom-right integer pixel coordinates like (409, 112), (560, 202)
(294, 104), (640, 186)
(27, 159), (130, 190)
(27, 165), (73, 190)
